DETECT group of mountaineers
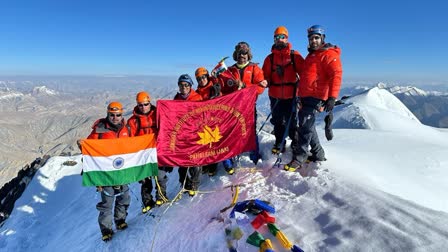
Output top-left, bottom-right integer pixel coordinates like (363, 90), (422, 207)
(79, 24), (343, 242)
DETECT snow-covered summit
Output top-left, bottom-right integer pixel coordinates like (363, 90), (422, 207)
(332, 86), (420, 131)
(31, 86), (58, 96)
(375, 82), (447, 96)
(0, 90), (24, 101)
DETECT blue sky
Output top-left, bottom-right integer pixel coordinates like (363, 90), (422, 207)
(1, 0), (447, 83)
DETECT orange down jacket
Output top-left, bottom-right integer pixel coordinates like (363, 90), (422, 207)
(87, 118), (130, 139)
(174, 89), (203, 101)
(217, 63), (265, 95)
(298, 44), (342, 101)
(196, 79), (220, 100)
(127, 105), (158, 136)
(262, 43), (304, 99)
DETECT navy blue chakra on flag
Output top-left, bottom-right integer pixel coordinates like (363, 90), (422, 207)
(113, 157), (125, 169)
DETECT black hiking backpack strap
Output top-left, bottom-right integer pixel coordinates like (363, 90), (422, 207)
(134, 109), (157, 135)
(126, 124), (131, 137)
(134, 116), (141, 136)
(270, 50), (296, 86)
(95, 120), (108, 139)
(270, 49), (295, 73)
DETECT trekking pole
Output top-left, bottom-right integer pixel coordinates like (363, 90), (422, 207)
(257, 99), (279, 135)
(272, 90), (298, 168)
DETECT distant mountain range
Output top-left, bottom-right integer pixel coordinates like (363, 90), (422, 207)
(1, 78), (448, 187)
(339, 83), (448, 128)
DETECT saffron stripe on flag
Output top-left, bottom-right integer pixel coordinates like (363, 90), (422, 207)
(82, 134), (156, 157)
(82, 148), (157, 172)
(82, 163), (158, 187)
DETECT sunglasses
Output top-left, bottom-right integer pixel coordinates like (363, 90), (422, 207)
(196, 75), (207, 81)
(308, 35), (321, 40)
(138, 103), (150, 107)
(108, 113), (122, 118)
(238, 50), (248, 56)
(274, 34), (286, 40)
(178, 83), (190, 87)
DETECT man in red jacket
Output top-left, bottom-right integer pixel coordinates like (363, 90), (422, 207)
(216, 42), (267, 166)
(127, 91), (171, 213)
(174, 74), (203, 196)
(262, 26), (304, 156)
(87, 102), (131, 241)
(284, 25), (342, 172)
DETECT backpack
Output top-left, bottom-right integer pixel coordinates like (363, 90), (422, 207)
(133, 106), (157, 135)
(269, 50), (296, 84)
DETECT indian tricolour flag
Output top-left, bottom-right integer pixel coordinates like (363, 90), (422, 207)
(212, 57), (228, 77)
(81, 134), (158, 186)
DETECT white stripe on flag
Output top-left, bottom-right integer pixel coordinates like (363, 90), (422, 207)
(83, 148), (157, 172)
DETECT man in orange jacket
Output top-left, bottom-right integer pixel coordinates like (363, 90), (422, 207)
(87, 102), (131, 241)
(284, 25), (342, 172)
(262, 26), (305, 156)
(127, 91), (171, 213)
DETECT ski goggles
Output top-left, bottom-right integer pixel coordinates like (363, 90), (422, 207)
(274, 34), (286, 40)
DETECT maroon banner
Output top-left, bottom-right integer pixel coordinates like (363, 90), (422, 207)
(156, 86), (257, 167)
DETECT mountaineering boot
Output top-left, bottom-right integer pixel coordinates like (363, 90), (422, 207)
(271, 146), (281, 155)
(156, 194), (168, 206)
(155, 199), (165, 206)
(116, 220), (128, 230)
(142, 205), (151, 213)
(284, 160), (302, 172)
(142, 199), (156, 213)
(207, 165), (218, 177)
(208, 170), (217, 177)
(271, 144), (285, 155)
(101, 229), (114, 242)
(223, 159), (235, 175)
(188, 190), (196, 197)
(250, 151), (262, 165)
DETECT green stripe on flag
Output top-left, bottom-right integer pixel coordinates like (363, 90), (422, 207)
(82, 163), (159, 186)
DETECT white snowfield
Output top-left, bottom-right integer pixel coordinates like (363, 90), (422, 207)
(1, 87), (448, 251)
